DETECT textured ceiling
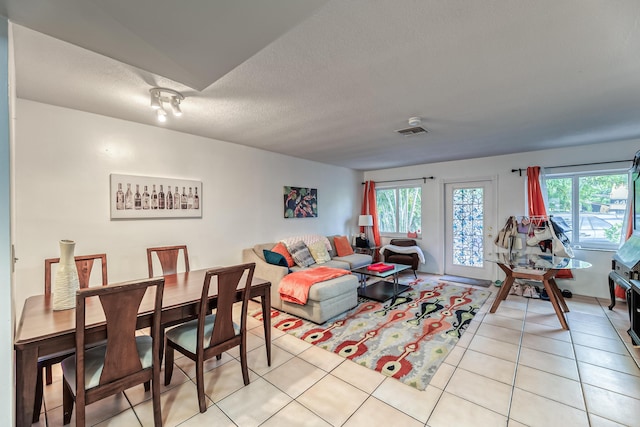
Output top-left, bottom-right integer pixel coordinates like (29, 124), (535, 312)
(3, 1), (640, 171)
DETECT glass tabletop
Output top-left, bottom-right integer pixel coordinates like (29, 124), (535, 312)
(486, 252), (592, 270)
(352, 263), (411, 278)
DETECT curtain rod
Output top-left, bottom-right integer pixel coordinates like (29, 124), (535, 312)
(511, 159), (632, 176)
(362, 176), (435, 184)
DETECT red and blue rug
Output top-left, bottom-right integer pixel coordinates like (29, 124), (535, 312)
(253, 276), (491, 390)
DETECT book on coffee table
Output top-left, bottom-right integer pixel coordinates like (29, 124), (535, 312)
(367, 262), (394, 272)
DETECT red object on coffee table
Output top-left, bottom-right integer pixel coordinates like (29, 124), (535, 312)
(367, 262), (394, 272)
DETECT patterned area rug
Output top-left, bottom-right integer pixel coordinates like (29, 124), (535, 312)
(252, 275), (491, 390)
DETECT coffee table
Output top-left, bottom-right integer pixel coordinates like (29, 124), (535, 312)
(352, 262), (412, 302)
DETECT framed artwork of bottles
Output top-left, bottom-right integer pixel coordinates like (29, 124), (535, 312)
(110, 174), (202, 219)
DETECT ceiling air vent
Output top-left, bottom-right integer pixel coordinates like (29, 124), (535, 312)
(395, 126), (428, 136)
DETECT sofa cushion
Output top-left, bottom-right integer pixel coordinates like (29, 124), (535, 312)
(281, 235), (332, 252)
(310, 259), (351, 270)
(333, 253), (372, 269)
(287, 241), (316, 268)
(307, 240), (331, 264)
(263, 250), (289, 269)
(306, 273), (359, 301)
(271, 242), (295, 267)
(333, 235), (354, 256)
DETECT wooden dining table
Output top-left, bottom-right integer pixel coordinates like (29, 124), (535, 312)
(14, 268), (271, 427)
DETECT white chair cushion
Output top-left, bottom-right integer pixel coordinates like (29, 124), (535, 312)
(61, 336), (153, 394)
(165, 314), (240, 354)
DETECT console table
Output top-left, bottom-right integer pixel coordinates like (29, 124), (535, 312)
(486, 252), (591, 329)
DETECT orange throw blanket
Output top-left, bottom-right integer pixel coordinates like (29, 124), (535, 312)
(279, 267), (351, 305)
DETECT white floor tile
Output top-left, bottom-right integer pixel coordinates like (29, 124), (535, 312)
(343, 396), (424, 427)
(259, 401), (331, 427)
(216, 377), (292, 427)
(444, 368), (512, 416)
(262, 356), (327, 398)
(510, 388), (589, 427)
(427, 392), (507, 427)
(37, 274), (640, 427)
(514, 365), (585, 410)
(582, 383), (640, 426)
(372, 379), (441, 424)
(297, 375), (368, 426)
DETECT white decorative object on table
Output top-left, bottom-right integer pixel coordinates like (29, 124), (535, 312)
(53, 239), (80, 311)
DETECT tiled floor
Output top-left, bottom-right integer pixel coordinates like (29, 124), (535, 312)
(33, 274), (640, 426)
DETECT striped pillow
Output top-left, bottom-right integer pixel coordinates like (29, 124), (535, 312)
(286, 241), (316, 268)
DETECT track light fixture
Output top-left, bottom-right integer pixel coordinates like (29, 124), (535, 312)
(149, 87), (185, 122)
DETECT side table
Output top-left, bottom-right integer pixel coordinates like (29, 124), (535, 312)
(353, 245), (380, 261)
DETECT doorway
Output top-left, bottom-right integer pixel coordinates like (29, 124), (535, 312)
(444, 179), (496, 281)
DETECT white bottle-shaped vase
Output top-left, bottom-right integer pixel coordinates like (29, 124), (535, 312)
(52, 239), (80, 311)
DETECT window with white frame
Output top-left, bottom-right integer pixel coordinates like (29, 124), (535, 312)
(375, 186), (422, 235)
(545, 170), (629, 250)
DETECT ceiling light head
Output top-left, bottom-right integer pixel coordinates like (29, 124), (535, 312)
(156, 108), (167, 122)
(149, 87), (185, 121)
(170, 97), (182, 116)
(150, 90), (162, 109)
(408, 117), (421, 127)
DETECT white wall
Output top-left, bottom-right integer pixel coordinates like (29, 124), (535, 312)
(13, 99), (363, 316)
(365, 139), (640, 299)
(13, 98), (639, 305)
(0, 15), (15, 426)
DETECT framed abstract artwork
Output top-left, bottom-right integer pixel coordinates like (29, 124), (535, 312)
(110, 174), (202, 219)
(284, 186), (317, 218)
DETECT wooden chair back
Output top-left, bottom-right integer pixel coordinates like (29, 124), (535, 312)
(163, 262), (255, 413)
(44, 253), (108, 296)
(34, 254), (109, 417)
(66, 277), (164, 426)
(147, 245), (190, 277)
(199, 263), (255, 355)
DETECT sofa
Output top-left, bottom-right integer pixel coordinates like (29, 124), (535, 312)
(241, 235), (372, 323)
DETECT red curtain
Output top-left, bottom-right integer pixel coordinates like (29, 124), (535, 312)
(361, 181), (380, 247)
(527, 167), (573, 279)
(625, 193), (634, 241)
(527, 166), (547, 220)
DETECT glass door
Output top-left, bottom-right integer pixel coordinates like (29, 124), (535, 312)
(444, 180), (495, 280)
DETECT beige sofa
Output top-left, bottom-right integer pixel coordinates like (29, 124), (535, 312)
(241, 235), (372, 323)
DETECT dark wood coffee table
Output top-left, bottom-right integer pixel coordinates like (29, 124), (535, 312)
(351, 263), (412, 302)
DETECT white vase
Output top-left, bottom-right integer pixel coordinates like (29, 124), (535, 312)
(52, 239), (80, 311)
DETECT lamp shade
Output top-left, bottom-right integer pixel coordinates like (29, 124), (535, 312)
(358, 214), (373, 227)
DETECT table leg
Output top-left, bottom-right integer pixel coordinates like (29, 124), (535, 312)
(548, 278), (569, 312)
(261, 290), (271, 366)
(16, 346), (38, 427)
(542, 279), (569, 330)
(608, 275), (617, 310)
(490, 275), (514, 313)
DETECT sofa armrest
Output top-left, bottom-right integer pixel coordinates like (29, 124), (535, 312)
(242, 248), (288, 310)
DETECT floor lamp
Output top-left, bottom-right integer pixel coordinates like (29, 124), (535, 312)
(358, 214), (374, 247)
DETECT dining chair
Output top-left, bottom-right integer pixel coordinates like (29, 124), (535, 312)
(61, 277), (164, 426)
(147, 245), (190, 277)
(164, 262), (255, 413)
(32, 253), (108, 423)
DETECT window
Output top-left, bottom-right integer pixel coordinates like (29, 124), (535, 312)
(545, 171), (628, 250)
(375, 186), (422, 235)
